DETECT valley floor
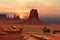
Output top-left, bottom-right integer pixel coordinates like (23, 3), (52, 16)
(23, 34), (60, 40)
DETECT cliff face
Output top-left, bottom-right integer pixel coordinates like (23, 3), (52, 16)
(29, 9), (39, 19)
(21, 9), (43, 25)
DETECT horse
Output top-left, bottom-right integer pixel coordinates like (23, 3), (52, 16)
(43, 27), (50, 34)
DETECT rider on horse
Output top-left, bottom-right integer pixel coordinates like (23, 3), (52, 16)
(43, 26), (50, 34)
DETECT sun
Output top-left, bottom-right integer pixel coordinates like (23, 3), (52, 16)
(13, 9), (29, 19)
(20, 16), (24, 19)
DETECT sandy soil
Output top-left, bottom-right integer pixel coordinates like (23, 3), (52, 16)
(23, 34), (60, 40)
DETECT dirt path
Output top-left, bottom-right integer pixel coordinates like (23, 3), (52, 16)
(23, 34), (60, 40)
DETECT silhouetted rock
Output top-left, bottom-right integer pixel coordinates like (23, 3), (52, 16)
(21, 9), (43, 25)
(29, 9), (39, 19)
(0, 14), (8, 20)
(13, 14), (21, 21)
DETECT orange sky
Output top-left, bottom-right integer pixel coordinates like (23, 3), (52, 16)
(0, 0), (60, 18)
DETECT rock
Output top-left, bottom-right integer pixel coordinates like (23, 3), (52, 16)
(21, 9), (43, 25)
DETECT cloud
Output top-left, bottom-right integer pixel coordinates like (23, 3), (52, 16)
(25, 0), (46, 8)
(41, 0), (60, 7)
(0, 0), (60, 8)
(0, 0), (60, 17)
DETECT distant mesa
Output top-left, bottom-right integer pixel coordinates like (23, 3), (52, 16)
(21, 9), (43, 25)
(0, 9), (43, 25)
(13, 14), (22, 21)
(0, 13), (22, 21)
(0, 14), (7, 18)
(0, 14), (7, 20)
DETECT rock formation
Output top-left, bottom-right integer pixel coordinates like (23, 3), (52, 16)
(21, 9), (43, 25)
(13, 14), (22, 21)
(29, 9), (39, 19)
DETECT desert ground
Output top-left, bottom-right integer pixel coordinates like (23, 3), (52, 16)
(0, 20), (60, 40)
(20, 25), (60, 40)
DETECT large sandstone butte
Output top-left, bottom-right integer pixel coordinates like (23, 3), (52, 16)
(21, 9), (43, 25)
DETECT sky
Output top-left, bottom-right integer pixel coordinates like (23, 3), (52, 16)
(0, 0), (60, 18)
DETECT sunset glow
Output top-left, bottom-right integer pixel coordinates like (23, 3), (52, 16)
(0, 0), (60, 17)
(13, 10), (29, 18)
(14, 10), (29, 13)
(20, 16), (24, 19)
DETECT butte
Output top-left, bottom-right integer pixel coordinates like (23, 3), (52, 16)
(20, 9), (43, 25)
